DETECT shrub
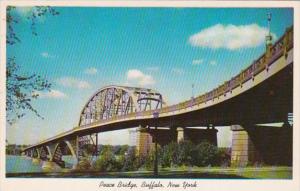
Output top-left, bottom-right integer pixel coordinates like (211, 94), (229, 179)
(177, 140), (194, 166)
(140, 145), (162, 170)
(92, 145), (143, 172)
(118, 145), (130, 155)
(94, 146), (118, 171)
(218, 148), (231, 167)
(161, 141), (194, 167)
(161, 142), (178, 168)
(122, 147), (138, 171)
(191, 141), (220, 166)
(76, 157), (91, 170)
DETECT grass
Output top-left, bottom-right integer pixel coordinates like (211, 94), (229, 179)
(6, 166), (292, 179)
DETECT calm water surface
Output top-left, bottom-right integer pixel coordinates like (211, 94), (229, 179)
(6, 155), (75, 173)
(6, 155), (42, 173)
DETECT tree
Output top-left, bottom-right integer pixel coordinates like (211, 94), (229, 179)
(6, 6), (59, 124)
(94, 145), (118, 172)
(191, 141), (220, 167)
(161, 141), (194, 168)
(177, 140), (194, 166)
(122, 147), (138, 171)
(76, 157), (92, 170)
(161, 141), (178, 167)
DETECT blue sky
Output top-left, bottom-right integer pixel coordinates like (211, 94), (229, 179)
(6, 7), (293, 147)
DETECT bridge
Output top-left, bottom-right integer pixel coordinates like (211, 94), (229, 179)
(22, 26), (293, 168)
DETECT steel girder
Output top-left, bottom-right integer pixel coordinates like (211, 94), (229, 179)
(78, 85), (165, 126)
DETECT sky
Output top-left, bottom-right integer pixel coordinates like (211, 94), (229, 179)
(6, 7), (293, 147)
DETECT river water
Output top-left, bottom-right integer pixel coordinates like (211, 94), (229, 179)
(6, 155), (75, 173)
(6, 155), (43, 173)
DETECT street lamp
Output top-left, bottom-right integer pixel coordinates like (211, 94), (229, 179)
(153, 111), (159, 176)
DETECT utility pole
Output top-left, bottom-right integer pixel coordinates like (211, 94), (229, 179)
(192, 83), (195, 99)
(153, 111), (159, 176)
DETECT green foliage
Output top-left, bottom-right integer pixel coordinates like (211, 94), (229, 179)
(161, 141), (194, 167)
(161, 141), (223, 168)
(76, 157), (91, 170)
(6, 58), (51, 124)
(99, 145), (113, 155)
(177, 140), (194, 166)
(93, 145), (140, 172)
(122, 147), (138, 171)
(217, 148), (231, 167)
(6, 144), (28, 155)
(113, 145), (129, 155)
(94, 145), (118, 172)
(161, 141), (178, 167)
(6, 6), (59, 124)
(6, 6), (59, 45)
(191, 141), (220, 166)
(82, 144), (97, 155)
(140, 145), (162, 170)
(91, 142), (225, 172)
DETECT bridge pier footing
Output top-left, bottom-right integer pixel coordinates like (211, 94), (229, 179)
(32, 158), (42, 165)
(136, 126), (153, 157)
(136, 126), (218, 157)
(230, 125), (260, 167)
(231, 124), (293, 167)
(41, 161), (57, 171)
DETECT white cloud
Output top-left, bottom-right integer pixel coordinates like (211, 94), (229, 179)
(84, 67), (98, 75)
(127, 69), (155, 86)
(15, 7), (46, 23)
(41, 52), (55, 58)
(57, 77), (91, 89)
(210, 60), (217, 65)
(188, 24), (276, 50)
(15, 7), (34, 17)
(192, 59), (204, 65)
(171, 68), (184, 75)
(33, 89), (67, 99)
(41, 52), (49, 57)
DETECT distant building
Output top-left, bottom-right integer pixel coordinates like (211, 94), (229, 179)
(128, 128), (137, 146)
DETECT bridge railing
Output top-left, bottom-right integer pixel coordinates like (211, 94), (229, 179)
(137, 26), (292, 117)
(79, 26), (293, 128)
(25, 26), (293, 151)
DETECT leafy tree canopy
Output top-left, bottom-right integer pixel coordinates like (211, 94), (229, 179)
(6, 6), (59, 124)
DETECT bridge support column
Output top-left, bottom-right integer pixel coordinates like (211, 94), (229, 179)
(47, 144), (57, 162)
(31, 148), (42, 164)
(231, 124), (292, 167)
(177, 127), (185, 143)
(136, 126), (153, 157)
(32, 158), (42, 165)
(41, 161), (57, 172)
(231, 125), (260, 167)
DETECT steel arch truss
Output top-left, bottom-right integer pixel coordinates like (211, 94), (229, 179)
(79, 86), (165, 126)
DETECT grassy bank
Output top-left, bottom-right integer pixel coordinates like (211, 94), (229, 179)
(6, 166), (292, 179)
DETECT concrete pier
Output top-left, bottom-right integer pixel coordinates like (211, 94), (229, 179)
(231, 125), (293, 167)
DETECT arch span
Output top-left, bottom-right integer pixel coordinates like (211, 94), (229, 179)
(78, 85), (165, 126)
(51, 140), (77, 168)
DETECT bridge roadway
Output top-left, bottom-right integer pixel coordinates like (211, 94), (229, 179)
(23, 26), (293, 167)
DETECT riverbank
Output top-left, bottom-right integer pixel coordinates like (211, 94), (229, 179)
(6, 166), (292, 179)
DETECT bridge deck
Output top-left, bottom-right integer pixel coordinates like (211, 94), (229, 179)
(23, 26), (293, 152)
